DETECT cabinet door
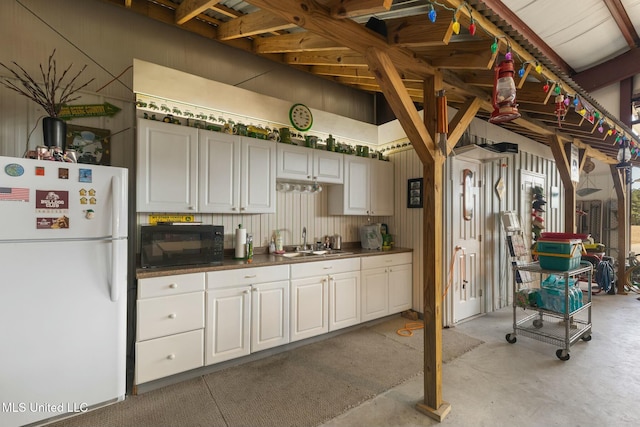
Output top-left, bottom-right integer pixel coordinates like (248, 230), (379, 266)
(251, 280), (290, 352)
(329, 271), (360, 331)
(241, 138), (276, 213)
(199, 130), (240, 213)
(290, 276), (328, 342)
(370, 159), (394, 216)
(361, 267), (389, 322)
(136, 119), (198, 212)
(205, 287), (251, 365)
(313, 150), (343, 184)
(276, 144), (313, 181)
(328, 156), (369, 215)
(388, 263), (412, 314)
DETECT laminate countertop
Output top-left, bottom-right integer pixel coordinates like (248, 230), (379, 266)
(136, 246), (412, 279)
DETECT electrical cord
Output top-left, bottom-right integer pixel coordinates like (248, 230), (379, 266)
(396, 321), (424, 337)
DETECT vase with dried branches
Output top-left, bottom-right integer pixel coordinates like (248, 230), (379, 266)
(0, 49), (94, 149)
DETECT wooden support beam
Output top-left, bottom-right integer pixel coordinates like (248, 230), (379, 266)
(244, 0), (437, 78)
(610, 165), (629, 294)
(254, 32), (348, 53)
(549, 135), (576, 232)
(416, 73), (451, 422)
(445, 97), (481, 154)
(329, 0), (392, 18)
(364, 47), (435, 164)
(217, 9), (295, 40)
(284, 51), (367, 66)
(385, 11), (455, 47)
(175, 0), (220, 25)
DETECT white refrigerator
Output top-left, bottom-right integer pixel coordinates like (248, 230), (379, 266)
(0, 155), (128, 427)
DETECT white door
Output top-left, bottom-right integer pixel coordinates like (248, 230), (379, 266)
(250, 281), (290, 352)
(241, 138), (276, 213)
(329, 271), (360, 331)
(360, 267), (389, 322)
(371, 160), (394, 216)
(290, 276), (328, 342)
(205, 287), (250, 365)
(199, 130), (240, 213)
(388, 263), (412, 313)
(344, 156), (370, 215)
(451, 158), (483, 322)
(136, 118), (198, 212)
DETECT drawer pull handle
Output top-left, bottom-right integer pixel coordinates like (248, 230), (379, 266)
(323, 266), (333, 270)
(167, 354), (176, 360)
(169, 283), (178, 289)
(385, 260), (392, 263)
(168, 313), (177, 319)
(244, 274), (257, 278)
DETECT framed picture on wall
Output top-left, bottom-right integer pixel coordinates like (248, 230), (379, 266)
(407, 178), (423, 208)
(66, 125), (111, 166)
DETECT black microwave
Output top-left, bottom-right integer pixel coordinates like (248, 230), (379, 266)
(140, 224), (224, 269)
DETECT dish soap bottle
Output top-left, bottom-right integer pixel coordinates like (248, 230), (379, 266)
(269, 237), (276, 254)
(246, 234), (254, 263)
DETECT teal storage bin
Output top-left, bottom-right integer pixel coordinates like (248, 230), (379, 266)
(533, 239), (584, 271)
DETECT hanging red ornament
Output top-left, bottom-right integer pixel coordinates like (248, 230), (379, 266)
(469, 21), (476, 36)
(543, 83), (550, 93)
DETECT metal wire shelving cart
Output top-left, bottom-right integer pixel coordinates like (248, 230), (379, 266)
(506, 262), (593, 361)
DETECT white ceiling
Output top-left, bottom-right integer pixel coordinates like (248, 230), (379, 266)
(500, 0), (640, 72)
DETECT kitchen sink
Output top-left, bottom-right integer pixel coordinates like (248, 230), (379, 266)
(276, 249), (353, 258)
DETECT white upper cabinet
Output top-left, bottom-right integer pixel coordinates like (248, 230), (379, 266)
(198, 130), (239, 213)
(136, 119), (199, 212)
(327, 156), (393, 216)
(276, 144), (343, 184)
(137, 119), (275, 213)
(241, 138), (276, 213)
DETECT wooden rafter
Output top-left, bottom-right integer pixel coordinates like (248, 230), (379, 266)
(175, 0), (220, 25)
(329, 0), (392, 18)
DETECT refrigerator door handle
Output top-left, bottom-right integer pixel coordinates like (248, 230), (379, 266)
(110, 175), (122, 302)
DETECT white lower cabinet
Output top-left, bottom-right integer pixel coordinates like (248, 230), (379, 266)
(134, 252), (412, 384)
(361, 253), (413, 322)
(205, 265), (289, 365)
(290, 258), (360, 342)
(135, 273), (205, 385)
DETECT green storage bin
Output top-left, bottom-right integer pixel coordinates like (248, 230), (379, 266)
(533, 239), (584, 271)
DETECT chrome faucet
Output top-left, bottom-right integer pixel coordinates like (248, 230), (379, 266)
(302, 227), (307, 251)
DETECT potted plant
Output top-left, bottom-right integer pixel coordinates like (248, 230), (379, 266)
(0, 49), (94, 149)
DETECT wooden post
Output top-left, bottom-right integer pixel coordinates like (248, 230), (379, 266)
(415, 74), (451, 422)
(611, 165), (628, 294)
(548, 135), (577, 232)
(363, 47), (450, 421)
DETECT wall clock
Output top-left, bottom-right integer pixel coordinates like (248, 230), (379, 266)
(289, 103), (313, 132)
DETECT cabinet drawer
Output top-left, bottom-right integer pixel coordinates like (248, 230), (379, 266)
(207, 265), (289, 289)
(135, 329), (204, 385)
(361, 252), (412, 270)
(138, 273), (205, 299)
(137, 292), (204, 341)
(291, 257), (359, 279)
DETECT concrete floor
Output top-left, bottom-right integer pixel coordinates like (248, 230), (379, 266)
(319, 292), (640, 427)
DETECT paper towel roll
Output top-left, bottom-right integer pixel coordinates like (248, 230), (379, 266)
(235, 227), (247, 259)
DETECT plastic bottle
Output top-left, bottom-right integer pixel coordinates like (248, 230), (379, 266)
(246, 234), (253, 263)
(269, 237), (276, 254)
(275, 230), (284, 253)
